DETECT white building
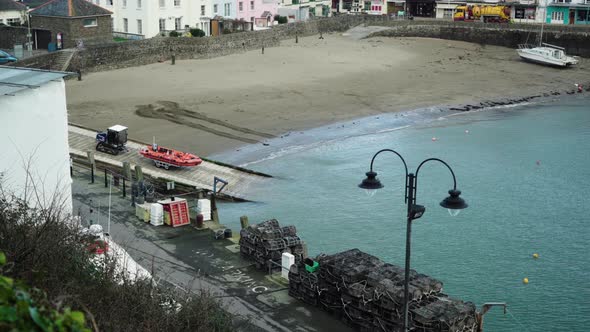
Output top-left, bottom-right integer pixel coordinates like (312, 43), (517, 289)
(92, 0), (211, 38)
(0, 0), (27, 25)
(277, 0), (331, 21)
(0, 67), (73, 214)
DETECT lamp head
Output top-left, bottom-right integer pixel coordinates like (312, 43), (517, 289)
(358, 171), (383, 190)
(411, 204), (426, 220)
(440, 189), (468, 216)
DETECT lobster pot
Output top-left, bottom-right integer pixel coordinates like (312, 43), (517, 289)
(197, 199), (211, 221)
(150, 203), (164, 226)
(239, 219), (305, 272)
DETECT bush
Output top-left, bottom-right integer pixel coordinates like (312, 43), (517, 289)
(190, 28), (206, 37)
(276, 16), (288, 24)
(0, 193), (234, 332)
(169, 31), (180, 37)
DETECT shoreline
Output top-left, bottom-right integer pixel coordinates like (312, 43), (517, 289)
(209, 90), (588, 166)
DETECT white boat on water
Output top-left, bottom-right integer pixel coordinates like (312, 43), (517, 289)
(517, 43), (579, 67)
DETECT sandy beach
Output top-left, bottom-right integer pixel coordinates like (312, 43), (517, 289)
(66, 31), (590, 156)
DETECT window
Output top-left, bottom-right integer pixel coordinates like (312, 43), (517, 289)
(250, 16), (254, 22)
(123, 18), (128, 32)
(239, 2), (243, 11)
(159, 0), (165, 7)
(443, 8), (453, 18)
(122, 0), (127, 7)
(174, 0), (181, 6)
(577, 9), (588, 21)
(137, 0), (142, 8)
(224, 3), (231, 16)
(551, 11), (564, 21)
(214, 4), (218, 13)
(107, 0), (113, 5)
(250, 1), (254, 10)
(175, 17), (182, 30)
(6, 18), (20, 25)
(201, 5), (205, 15)
(159, 18), (166, 31)
(83, 18), (97, 27)
(137, 19), (142, 34)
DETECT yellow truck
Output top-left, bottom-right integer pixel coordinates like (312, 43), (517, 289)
(454, 5), (511, 23)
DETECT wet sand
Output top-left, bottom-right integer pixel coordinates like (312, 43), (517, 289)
(66, 33), (590, 156)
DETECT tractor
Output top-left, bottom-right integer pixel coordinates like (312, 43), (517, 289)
(96, 125), (128, 155)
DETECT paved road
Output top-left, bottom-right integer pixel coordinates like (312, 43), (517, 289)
(71, 168), (354, 332)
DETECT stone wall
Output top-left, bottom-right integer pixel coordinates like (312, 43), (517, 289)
(0, 26), (28, 50)
(7, 50), (63, 70)
(365, 21), (590, 57)
(13, 16), (590, 73)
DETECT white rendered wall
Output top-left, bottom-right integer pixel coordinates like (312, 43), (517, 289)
(0, 9), (25, 25)
(0, 79), (72, 214)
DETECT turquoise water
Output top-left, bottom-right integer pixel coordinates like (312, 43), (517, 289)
(215, 96), (590, 331)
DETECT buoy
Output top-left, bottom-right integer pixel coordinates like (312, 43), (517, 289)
(465, 130), (469, 134)
(533, 253), (539, 259)
(523, 278), (529, 284)
(578, 85), (583, 93)
(536, 160), (541, 166)
(432, 137), (437, 142)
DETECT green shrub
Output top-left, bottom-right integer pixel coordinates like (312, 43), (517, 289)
(277, 16), (288, 24)
(169, 31), (181, 37)
(190, 28), (206, 37)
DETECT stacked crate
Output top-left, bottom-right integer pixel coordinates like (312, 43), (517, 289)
(239, 219), (305, 272)
(288, 249), (477, 332)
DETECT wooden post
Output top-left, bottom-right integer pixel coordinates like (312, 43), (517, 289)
(86, 151), (95, 184)
(122, 161), (132, 181)
(135, 165), (143, 182)
(211, 193), (219, 223)
(240, 215), (249, 229)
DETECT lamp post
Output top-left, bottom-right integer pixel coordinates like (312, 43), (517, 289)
(358, 149), (468, 332)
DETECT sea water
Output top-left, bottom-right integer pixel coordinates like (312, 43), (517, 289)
(214, 95), (590, 331)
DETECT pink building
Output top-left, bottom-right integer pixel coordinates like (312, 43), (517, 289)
(235, 0), (278, 29)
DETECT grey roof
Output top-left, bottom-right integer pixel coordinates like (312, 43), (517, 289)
(0, 0), (27, 11)
(30, 0), (112, 17)
(0, 66), (72, 96)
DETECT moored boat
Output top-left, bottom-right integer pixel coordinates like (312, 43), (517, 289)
(517, 43), (578, 67)
(140, 143), (202, 169)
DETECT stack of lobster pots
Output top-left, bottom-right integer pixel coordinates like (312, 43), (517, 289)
(239, 219), (305, 272)
(288, 249), (478, 332)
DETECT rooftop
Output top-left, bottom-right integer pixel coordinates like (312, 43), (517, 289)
(30, 0), (112, 17)
(0, 66), (72, 96)
(0, 0), (27, 11)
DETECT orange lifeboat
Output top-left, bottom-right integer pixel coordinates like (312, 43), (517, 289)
(140, 143), (202, 169)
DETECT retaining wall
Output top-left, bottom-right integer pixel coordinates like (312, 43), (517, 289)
(10, 16), (590, 73)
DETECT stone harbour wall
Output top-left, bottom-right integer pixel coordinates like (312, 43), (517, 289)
(10, 16), (590, 73)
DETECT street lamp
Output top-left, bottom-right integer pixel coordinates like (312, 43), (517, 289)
(358, 148), (468, 332)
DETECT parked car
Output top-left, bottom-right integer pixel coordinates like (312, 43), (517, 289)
(0, 50), (18, 64)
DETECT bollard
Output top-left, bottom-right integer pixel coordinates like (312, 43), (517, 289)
(122, 178), (126, 197)
(262, 46), (264, 54)
(171, 54), (176, 65)
(295, 32), (298, 44)
(90, 166), (94, 184)
(104, 169), (108, 187)
(77, 69), (82, 81)
(240, 215), (249, 229)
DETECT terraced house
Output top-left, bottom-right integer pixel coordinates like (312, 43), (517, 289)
(0, 0), (27, 25)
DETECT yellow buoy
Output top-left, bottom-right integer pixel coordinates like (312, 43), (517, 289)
(533, 253), (539, 259)
(523, 278), (529, 284)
